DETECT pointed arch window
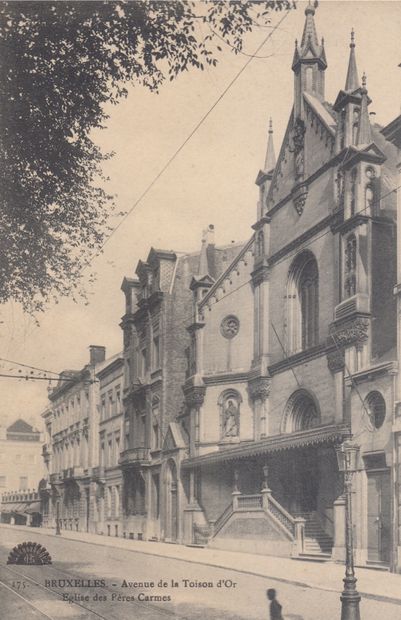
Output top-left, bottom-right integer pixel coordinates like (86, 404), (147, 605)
(352, 107), (360, 145)
(282, 389), (320, 433)
(151, 396), (160, 451)
(365, 184), (374, 215)
(287, 251), (319, 354)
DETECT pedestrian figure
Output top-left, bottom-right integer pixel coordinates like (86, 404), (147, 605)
(267, 588), (283, 620)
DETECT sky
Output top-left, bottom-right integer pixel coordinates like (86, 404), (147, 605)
(1, 0), (401, 429)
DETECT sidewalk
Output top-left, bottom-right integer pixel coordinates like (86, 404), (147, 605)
(1, 523), (400, 606)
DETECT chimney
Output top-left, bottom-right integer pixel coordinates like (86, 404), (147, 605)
(89, 345), (106, 366)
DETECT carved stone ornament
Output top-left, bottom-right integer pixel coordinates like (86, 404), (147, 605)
(220, 315), (240, 339)
(248, 378), (271, 401)
(291, 118), (306, 181)
(326, 349), (345, 373)
(329, 317), (369, 348)
(184, 386), (206, 407)
(291, 182), (308, 216)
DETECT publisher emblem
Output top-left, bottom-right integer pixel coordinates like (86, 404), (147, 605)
(7, 542), (52, 565)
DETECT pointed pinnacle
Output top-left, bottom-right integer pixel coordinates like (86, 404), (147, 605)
(362, 71), (367, 89)
(345, 29), (360, 91)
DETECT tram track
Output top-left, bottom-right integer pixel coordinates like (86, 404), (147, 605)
(0, 560), (192, 620)
(0, 563), (110, 620)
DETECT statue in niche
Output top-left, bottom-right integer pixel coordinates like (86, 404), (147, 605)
(223, 399), (239, 438)
(292, 118), (306, 181)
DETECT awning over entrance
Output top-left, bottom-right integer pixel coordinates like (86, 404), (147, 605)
(25, 501), (41, 514)
(1, 503), (17, 513)
(12, 503), (30, 514)
(182, 424), (350, 469)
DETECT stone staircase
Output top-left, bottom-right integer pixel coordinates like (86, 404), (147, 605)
(296, 512), (333, 559)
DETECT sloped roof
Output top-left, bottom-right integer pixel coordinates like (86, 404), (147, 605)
(7, 419), (36, 434)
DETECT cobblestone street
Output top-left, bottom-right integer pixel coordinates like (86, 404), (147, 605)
(1, 526), (401, 619)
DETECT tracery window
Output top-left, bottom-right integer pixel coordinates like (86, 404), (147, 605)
(287, 251), (319, 353)
(282, 389), (320, 433)
(365, 391), (386, 430)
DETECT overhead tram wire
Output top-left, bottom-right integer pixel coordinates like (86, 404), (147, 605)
(79, 9), (292, 273)
(0, 356), (60, 376)
(162, 181), (401, 336)
(2, 181), (399, 386)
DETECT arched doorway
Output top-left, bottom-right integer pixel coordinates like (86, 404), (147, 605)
(281, 390), (321, 514)
(165, 460), (178, 542)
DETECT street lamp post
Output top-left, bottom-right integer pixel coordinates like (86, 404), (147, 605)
(55, 495), (61, 536)
(335, 439), (361, 620)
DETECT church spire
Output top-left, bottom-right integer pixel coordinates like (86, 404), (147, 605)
(292, 1), (327, 117)
(357, 73), (372, 145)
(264, 118), (276, 174)
(300, 1), (319, 50)
(345, 29), (360, 92)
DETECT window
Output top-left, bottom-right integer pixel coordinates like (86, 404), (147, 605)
(365, 184), (374, 215)
(344, 234), (357, 298)
(114, 486), (120, 518)
(340, 109), (346, 150)
(282, 390), (320, 433)
(352, 108), (360, 145)
(19, 476), (28, 490)
(108, 438), (113, 467)
(101, 396), (106, 421)
(287, 251), (319, 353)
(106, 487), (112, 519)
(115, 386), (121, 413)
(108, 391), (113, 416)
(152, 335), (160, 370)
(151, 397), (160, 450)
(365, 391), (386, 430)
(115, 435), (120, 464)
(300, 259), (318, 350)
(141, 348), (147, 376)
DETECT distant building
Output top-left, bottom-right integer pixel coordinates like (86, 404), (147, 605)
(94, 353), (124, 537)
(0, 419), (43, 492)
(40, 345), (109, 532)
(0, 419), (44, 525)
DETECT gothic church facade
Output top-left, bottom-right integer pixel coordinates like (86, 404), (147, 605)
(181, 4), (400, 571)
